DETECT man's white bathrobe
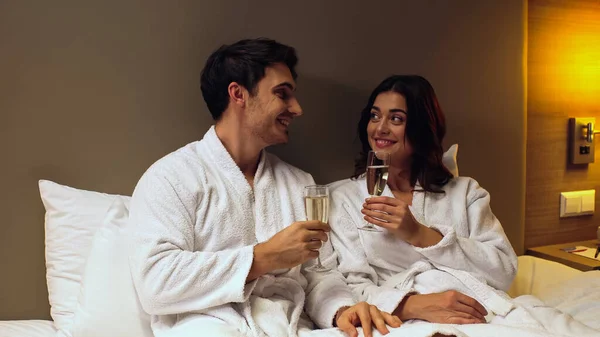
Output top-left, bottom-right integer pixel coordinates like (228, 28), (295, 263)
(128, 126), (356, 337)
(328, 176), (518, 317)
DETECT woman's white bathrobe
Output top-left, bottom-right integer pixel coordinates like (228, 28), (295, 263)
(328, 176), (518, 317)
(128, 126), (356, 337)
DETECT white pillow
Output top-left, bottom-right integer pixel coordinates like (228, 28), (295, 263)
(536, 270), (600, 330)
(507, 255), (581, 299)
(71, 198), (153, 337)
(39, 180), (130, 333)
(443, 144), (459, 177)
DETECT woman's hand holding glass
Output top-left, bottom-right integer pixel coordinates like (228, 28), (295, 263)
(358, 150), (390, 232)
(361, 196), (420, 240)
(362, 196), (443, 247)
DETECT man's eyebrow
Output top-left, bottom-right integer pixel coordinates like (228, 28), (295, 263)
(273, 82), (296, 91)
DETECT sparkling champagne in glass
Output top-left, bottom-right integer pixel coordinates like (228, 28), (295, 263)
(304, 185), (330, 272)
(359, 151), (390, 232)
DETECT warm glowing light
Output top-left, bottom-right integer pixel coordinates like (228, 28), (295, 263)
(529, 6), (600, 107)
(554, 31), (600, 101)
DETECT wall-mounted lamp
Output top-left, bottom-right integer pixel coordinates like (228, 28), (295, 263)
(569, 117), (598, 164)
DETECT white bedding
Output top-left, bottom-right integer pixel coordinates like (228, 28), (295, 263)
(333, 261), (600, 337)
(1, 256), (598, 337)
(0, 320), (55, 337)
(299, 270), (600, 337)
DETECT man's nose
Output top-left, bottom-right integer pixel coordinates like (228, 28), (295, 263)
(289, 98), (303, 116)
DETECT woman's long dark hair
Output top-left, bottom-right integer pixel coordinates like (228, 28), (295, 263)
(352, 75), (453, 193)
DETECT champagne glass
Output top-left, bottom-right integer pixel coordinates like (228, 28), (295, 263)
(304, 185), (331, 272)
(358, 150), (390, 232)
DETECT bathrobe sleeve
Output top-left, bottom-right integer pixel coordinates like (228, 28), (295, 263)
(274, 172), (357, 329)
(128, 168), (258, 316)
(328, 193), (414, 315)
(303, 239), (358, 328)
(414, 178), (518, 292)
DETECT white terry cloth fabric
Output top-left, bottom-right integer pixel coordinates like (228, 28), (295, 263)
(380, 260), (514, 320)
(311, 265), (600, 337)
(299, 322), (466, 337)
(128, 126), (355, 337)
(382, 304), (600, 337)
(300, 295), (600, 337)
(328, 176), (517, 314)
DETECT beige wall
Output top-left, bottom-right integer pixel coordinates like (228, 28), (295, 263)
(0, 0), (525, 320)
(525, 0), (600, 248)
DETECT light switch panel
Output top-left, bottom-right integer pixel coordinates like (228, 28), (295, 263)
(566, 196), (581, 214)
(580, 190), (595, 213)
(560, 190), (595, 217)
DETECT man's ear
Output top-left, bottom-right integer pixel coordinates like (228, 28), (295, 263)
(227, 82), (246, 108)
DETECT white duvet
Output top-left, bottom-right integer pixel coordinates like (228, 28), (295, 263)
(299, 269), (600, 337)
(1, 262), (598, 337)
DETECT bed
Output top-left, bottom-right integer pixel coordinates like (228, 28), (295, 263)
(0, 320), (56, 337)
(0, 180), (598, 337)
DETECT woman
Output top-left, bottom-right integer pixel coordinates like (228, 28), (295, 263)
(328, 75), (517, 326)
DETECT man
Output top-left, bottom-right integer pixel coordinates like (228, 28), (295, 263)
(128, 38), (401, 337)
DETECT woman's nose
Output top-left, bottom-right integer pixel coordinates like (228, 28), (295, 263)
(376, 120), (390, 135)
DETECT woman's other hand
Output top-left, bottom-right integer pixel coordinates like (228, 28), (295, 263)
(394, 291), (488, 324)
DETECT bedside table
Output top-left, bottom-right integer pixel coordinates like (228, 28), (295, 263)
(526, 240), (600, 271)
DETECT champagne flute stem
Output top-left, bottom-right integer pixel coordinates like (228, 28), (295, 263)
(361, 195), (381, 231)
(364, 194), (374, 225)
